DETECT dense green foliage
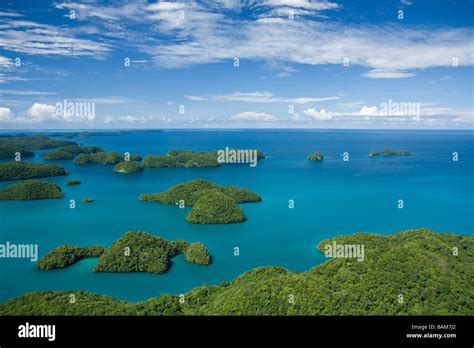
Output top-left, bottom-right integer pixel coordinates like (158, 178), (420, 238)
(0, 180), (63, 200)
(139, 179), (260, 224)
(186, 191), (245, 224)
(73, 151), (141, 165)
(82, 198), (94, 203)
(139, 179), (261, 205)
(41, 150), (74, 160)
(0, 161), (67, 181)
(66, 180), (81, 185)
(369, 149), (411, 157)
(307, 152), (324, 161)
(113, 161), (143, 173)
(2, 229), (471, 315)
(0, 146), (34, 159)
(184, 242), (211, 265)
(93, 231), (207, 274)
(42, 145), (103, 160)
(0, 135), (76, 150)
(143, 149), (265, 168)
(37, 245), (104, 270)
(143, 150), (219, 168)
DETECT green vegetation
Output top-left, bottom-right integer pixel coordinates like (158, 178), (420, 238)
(2, 229), (471, 315)
(0, 147), (34, 159)
(82, 198), (94, 203)
(42, 145), (103, 160)
(41, 150), (73, 160)
(0, 162), (67, 181)
(113, 161), (143, 174)
(307, 152), (324, 161)
(186, 191), (245, 224)
(37, 246), (104, 270)
(73, 151), (141, 165)
(139, 179), (260, 224)
(0, 135), (76, 150)
(369, 149), (412, 157)
(66, 180), (81, 185)
(184, 242), (211, 265)
(0, 180), (63, 200)
(93, 231), (209, 274)
(139, 179), (261, 205)
(143, 149), (265, 168)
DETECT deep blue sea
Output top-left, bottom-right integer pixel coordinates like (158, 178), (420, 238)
(0, 129), (473, 301)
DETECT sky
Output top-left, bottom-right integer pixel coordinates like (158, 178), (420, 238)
(0, 0), (473, 129)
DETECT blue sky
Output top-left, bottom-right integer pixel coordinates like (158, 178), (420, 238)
(0, 0), (473, 129)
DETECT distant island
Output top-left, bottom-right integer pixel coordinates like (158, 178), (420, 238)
(3, 229), (472, 315)
(113, 161), (143, 174)
(66, 180), (81, 185)
(0, 180), (63, 200)
(307, 152), (324, 161)
(0, 135), (76, 160)
(369, 149), (411, 157)
(143, 149), (265, 168)
(42, 145), (103, 160)
(0, 162), (68, 181)
(73, 151), (142, 165)
(139, 179), (261, 224)
(82, 198), (94, 203)
(37, 246), (104, 270)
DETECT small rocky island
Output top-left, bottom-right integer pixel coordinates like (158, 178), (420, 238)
(113, 161), (143, 174)
(369, 149), (411, 157)
(37, 231), (212, 273)
(66, 180), (81, 185)
(82, 198), (94, 203)
(307, 152), (324, 161)
(0, 162), (68, 181)
(0, 180), (63, 200)
(37, 245), (104, 270)
(139, 179), (261, 224)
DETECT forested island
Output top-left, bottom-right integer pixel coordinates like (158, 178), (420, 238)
(0, 180), (63, 200)
(73, 151), (141, 165)
(307, 152), (324, 161)
(66, 180), (81, 185)
(139, 179), (261, 224)
(113, 161), (143, 173)
(41, 145), (103, 160)
(0, 135), (76, 159)
(37, 246), (104, 270)
(143, 149), (265, 168)
(82, 198), (94, 203)
(369, 149), (411, 157)
(0, 162), (68, 181)
(1, 229), (471, 315)
(94, 231), (211, 274)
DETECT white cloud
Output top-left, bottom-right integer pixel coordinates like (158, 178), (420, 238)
(104, 115), (146, 124)
(26, 103), (56, 121)
(230, 111), (276, 122)
(302, 108), (335, 120)
(363, 69), (415, 79)
(262, 0), (340, 11)
(186, 91), (339, 104)
(0, 107), (12, 121)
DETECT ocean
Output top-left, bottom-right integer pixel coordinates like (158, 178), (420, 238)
(0, 129), (472, 301)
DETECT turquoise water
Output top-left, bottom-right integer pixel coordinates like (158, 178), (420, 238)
(0, 129), (473, 301)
